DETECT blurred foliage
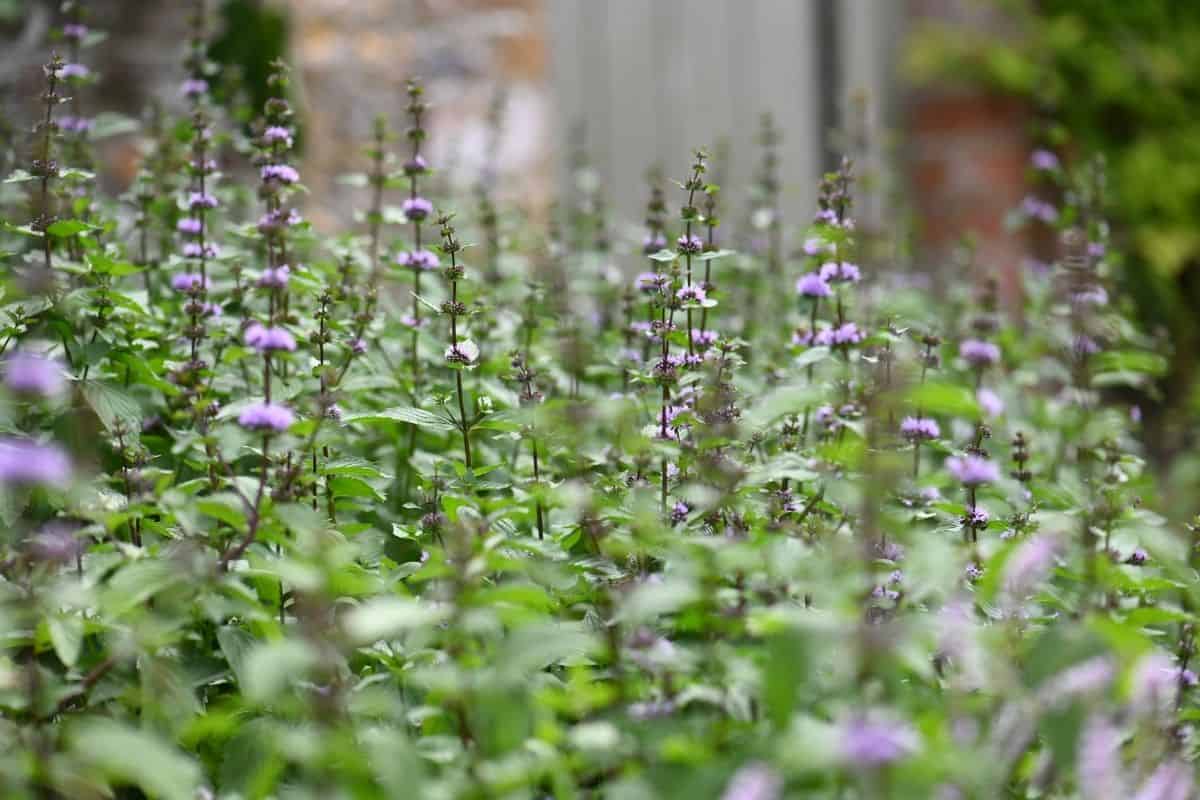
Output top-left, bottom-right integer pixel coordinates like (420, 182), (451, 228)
(907, 0), (1200, 445)
(208, 0), (289, 130)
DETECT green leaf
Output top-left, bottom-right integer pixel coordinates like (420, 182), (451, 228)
(47, 614), (83, 667)
(46, 219), (96, 238)
(216, 626), (256, 689)
(71, 719), (203, 800)
(81, 381), (142, 431)
(906, 381), (980, 419)
(328, 475), (385, 502)
(343, 596), (449, 644)
(242, 639), (317, 702)
(343, 407), (456, 431)
(647, 249), (677, 262)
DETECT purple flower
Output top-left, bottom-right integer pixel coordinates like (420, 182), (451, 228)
(396, 249), (440, 271)
(1130, 405), (1142, 423)
(796, 272), (832, 298)
(58, 63), (90, 80)
(1133, 761), (1194, 800)
(260, 164), (300, 185)
(237, 402), (295, 432)
(635, 272), (664, 293)
(257, 208), (301, 233)
(920, 487), (942, 504)
(677, 234), (703, 255)
(965, 562), (984, 581)
(177, 217), (203, 236)
(1031, 149), (1059, 171)
(4, 350), (65, 397)
(1074, 335), (1101, 356)
(900, 416), (940, 441)
(62, 23), (88, 41)
(815, 405), (836, 428)
(671, 501), (690, 523)
(690, 329), (718, 348)
(977, 388), (1004, 418)
(262, 126), (293, 147)
(188, 192), (218, 210)
(1003, 535), (1057, 601)
(819, 261), (862, 283)
(1022, 195), (1058, 223)
(643, 232), (667, 254)
(171, 273), (208, 293)
(1077, 715), (1124, 800)
(839, 714), (919, 768)
(351, 338), (367, 355)
(257, 265), (291, 289)
(58, 116), (93, 134)
(720, 763), (782, 800)
(959, 339), (1000, 367)
(966, 506), (990, 527)
(832, 322), (863, 345)
(399, 315), (424, 329)
(945, 454), (999, 486)
(180, 78), (209, 98)
(402, 196), (434, 221)
(182, 242), (219, 259)
(0, 438), (72, 487)
(403, 155), (428, 175)
(244, 323), (297, 352)
(677, 285), (707, 303)
(1126, 548), (1148, 566)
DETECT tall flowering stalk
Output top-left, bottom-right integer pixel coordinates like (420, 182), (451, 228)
(754, 112), (781, 276)
(438, 213), (476, 469)
(677, 149), (709, 364)
(397, 80), (435, 382)
(30, 54), (65, 276)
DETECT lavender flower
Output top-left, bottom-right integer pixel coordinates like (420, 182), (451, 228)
(402, 196), (434, 222)
(832, 322), (863, 345)
(0, 438), (72, 486)
(677, 285), (707, 303)
(960, 339), (1000, 367)
(171, 273), (209, 293)
(1077, 715), (1124, 800)
(182, 242), (219, 259)
(839, 714), (919, 768)
(1133, 761), (1194, 800)
(188, 192), (218, 210)
(796, 272), (832, 298)
(977, 387), (1004, 417)
(57, 63), (90, 79)
(643, 232), (667, 254)
(180, 78), (209, 98)
(237, 402), (296, 432)
(1003, 535), (1057, 601)
(58, 116), (93, 134)
(690, 329), (718, 348)
(262, 125), (293, 147)
(1022, 196), (1058, 223)
(720, 763), (782, 800)
(257, 265), (291, 289)
(397, 249), (440, 271)
(819, 261), (862, 283)
(901, 416), (940, 441)
(946, 454), (999, 486)
(1031, 149), (1060, 171)
(671, 501), (690, 524)
(677, 234), (703, 255)
(4, 350), (65, 397)
(260, 164), (300, 185)
(62, 23), (88, 41)
(244, 323), (297, 352)
(351, 338), (368, 355)
(177, 217), (203, 235)
(966, 506), (990, 527)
